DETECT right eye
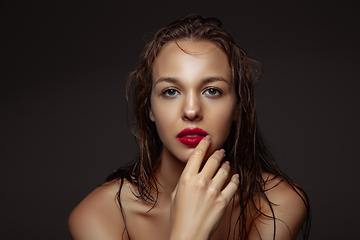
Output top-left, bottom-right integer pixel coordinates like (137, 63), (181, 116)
(162, 88), (180, 97)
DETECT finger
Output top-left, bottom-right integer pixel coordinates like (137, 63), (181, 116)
(182, 135), (211, 175)
(199, 149), (225, 178)
(211, 161), (231, 189)
(221, 174), (240, 202)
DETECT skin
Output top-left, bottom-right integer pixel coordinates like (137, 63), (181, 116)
(149, 41), (237, 190)
(68, 40), (307, 240)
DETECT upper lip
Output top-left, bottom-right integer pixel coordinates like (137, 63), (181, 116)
(176, 127), (208, 137)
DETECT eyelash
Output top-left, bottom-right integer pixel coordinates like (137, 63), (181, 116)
(161, 88), (179, 97)
(161, 87), (222, 98)
(203, 87), (222, 96)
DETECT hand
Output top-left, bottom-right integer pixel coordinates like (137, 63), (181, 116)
(170, 135), (240, 240)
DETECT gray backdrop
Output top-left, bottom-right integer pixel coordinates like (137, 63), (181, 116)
(2, 0), (359, 239)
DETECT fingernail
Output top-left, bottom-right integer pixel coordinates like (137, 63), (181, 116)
(204, 135), (211, 141)
(234, 174), (239, 179)
(224, 161), (230, 165)
(220, 149), (225, 154)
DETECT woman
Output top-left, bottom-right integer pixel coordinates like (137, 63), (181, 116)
(69, 16), (310, 240)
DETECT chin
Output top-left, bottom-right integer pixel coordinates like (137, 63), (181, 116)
(176, 148), (195, 163)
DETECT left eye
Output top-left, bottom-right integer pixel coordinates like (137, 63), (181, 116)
(203, 88), (221, 96)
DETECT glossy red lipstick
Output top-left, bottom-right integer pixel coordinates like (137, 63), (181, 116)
(176, 127), (208, 146)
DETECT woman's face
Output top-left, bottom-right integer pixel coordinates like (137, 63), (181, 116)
(150, 40), (236, 163)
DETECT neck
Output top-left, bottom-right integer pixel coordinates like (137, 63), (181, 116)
(155, 147), (186, 196)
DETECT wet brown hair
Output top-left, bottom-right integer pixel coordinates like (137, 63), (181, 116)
(106, 15), (310, 239)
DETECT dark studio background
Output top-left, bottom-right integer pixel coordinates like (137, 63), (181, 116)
(1, 0), (359, 239)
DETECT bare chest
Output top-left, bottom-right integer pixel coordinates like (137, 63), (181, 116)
(122, 200), (242, 240)
(123, 200), (171, 240)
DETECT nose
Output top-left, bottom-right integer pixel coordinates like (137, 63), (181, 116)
(182, 92), (202, 121)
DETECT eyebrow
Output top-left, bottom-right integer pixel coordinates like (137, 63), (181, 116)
(203, 77), (230, 85)
(154, 77), (230, 86)
(154, 77), (179, 86)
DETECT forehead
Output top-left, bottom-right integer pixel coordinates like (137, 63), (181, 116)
(152, 40), (231, 82)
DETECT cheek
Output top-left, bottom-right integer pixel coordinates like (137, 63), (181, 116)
(207, 101), (235, 146)
(214, 115), (233, 142)
(151, 103), (178, 136)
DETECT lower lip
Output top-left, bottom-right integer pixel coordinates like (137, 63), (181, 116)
(176, 136), (205, 146)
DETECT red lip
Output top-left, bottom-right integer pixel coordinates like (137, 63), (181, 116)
(176, 127), (208, 146)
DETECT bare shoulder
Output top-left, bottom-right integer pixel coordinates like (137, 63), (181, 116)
(68, 180), (128, 240)
(263, 173), (308, 213)
(248, 173), (308, 240)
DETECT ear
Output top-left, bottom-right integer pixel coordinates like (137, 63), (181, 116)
(149, 108), (155, 122)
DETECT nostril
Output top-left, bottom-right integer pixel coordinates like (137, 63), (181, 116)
(182, 96), (202, 120)
(183, 109), (198, 120)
